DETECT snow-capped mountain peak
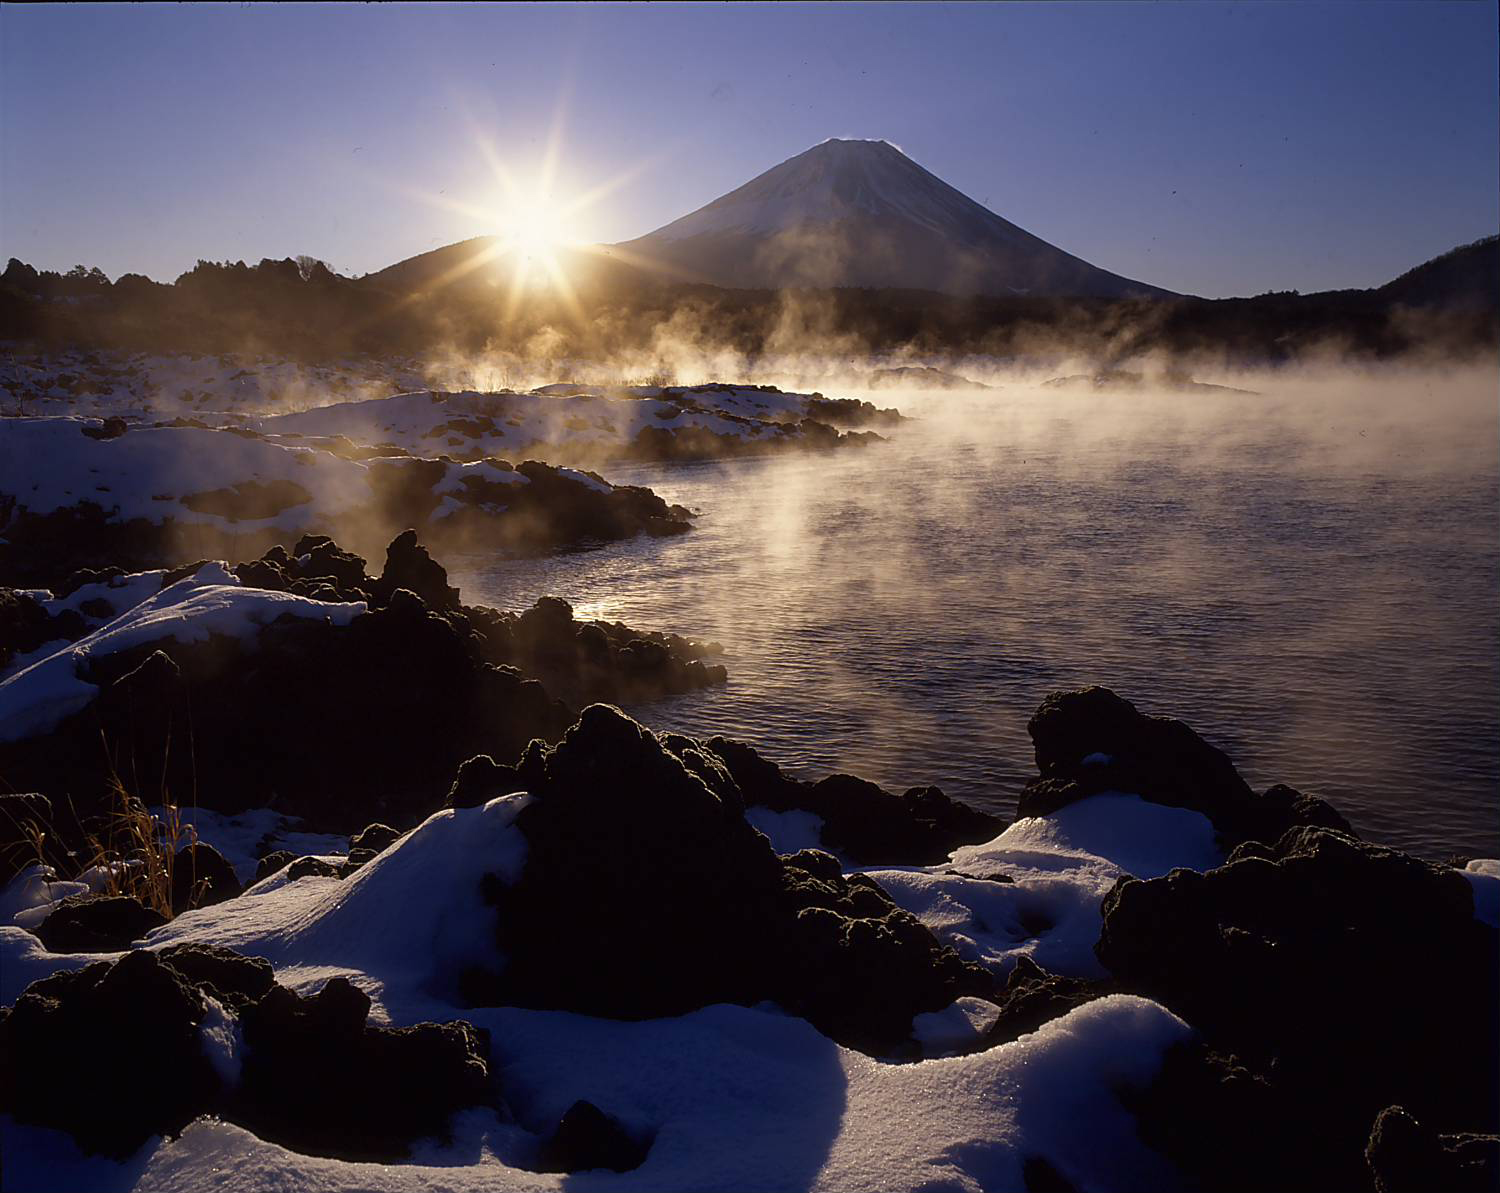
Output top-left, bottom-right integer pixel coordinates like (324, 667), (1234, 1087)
(612, 139), (1171, 297)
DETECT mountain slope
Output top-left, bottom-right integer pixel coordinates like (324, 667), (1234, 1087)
(1374, 234), (1499, 309)
(605, 139), (1173, 298)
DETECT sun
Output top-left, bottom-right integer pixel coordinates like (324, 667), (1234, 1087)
(376, 100), (688, 325)
(498, 194), (573, 270)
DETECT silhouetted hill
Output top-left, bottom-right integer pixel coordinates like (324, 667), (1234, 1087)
(1374, 235), (1499, 309)
(1, 234), (1495, 367)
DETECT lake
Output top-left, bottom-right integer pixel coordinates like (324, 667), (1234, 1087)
(450, 368), (1500, 861)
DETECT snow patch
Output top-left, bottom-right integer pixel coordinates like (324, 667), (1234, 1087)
(147, 795), (531, 1008)
(198, 996), (243, 1087)
(870, 793), (1224, 978)
(1463, 858), (1500, 928)
(745, 806), (826, 856)
(910, 996), (1002, 1056)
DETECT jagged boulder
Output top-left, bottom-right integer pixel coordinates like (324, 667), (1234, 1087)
(349, 822), (401, 854)
(470, 595), (727, 707)
(469, 704), (992, 1054)
(232, 977), (491, 1161)
(1099, 826), (1499, 1187)
(0, 952), (494, 1162)
(0, 950), (218, 1157)
(35, 894), (168, 954)
(538, 1100), (650, 1174)
(374, 529), (459, 610)
(170, 842), (242, 913)
(254, 850), (297, 882)
(983, 955), (1109, 1047)
(706, 737), (1002, 865)
(1018, 687), (1351, 846)
(0, 556), (573, 833)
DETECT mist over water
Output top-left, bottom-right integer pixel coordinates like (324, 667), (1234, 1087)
(450, 368), (1500, 861)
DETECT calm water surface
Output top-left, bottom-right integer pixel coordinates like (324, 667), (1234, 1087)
(450, 376), (1500, 861)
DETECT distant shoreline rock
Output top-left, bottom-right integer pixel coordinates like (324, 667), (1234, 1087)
(0, 416), (695, 586)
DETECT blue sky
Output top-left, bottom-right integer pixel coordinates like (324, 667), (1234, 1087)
(2, 2), (1496, 297)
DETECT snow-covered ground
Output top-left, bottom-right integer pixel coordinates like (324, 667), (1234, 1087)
(1, 417), (374, 529)
(0, 349), (429, 419)
(0, 790), (1212, 1193)
(4, 751), (1496, 1191)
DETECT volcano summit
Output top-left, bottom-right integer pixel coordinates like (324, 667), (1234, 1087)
(608, 138), (1174, 298)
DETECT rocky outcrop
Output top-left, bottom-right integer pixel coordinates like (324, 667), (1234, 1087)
(232, 535), (727, 710)
(1018, 686), (1351, 847)
(0, 950), (494, 1162)
(0, 419), (695, 587)
(1100, 826), (1499, 1189)
(465, 705), (992, 1055)
(170, 843), (242, 913)
(0, 534), (728, 836)
(0, 950), (221, 1157)
(705, 736), (1002, 865)
(233, 977), (491, 1161)
(0, 575), (571, 833)
(538, 1100), (651, 1174)
(35, 893), (168, 953)
(983, 955), (1110, 1048)
(0, 588), (84, 671)
(468, 595), (727, 708)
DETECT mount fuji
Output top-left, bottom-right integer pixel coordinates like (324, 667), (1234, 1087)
(605, 139), (1174, 298)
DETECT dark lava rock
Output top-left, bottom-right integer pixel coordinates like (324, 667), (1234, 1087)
(373, 529), (459, 610)
(1, 531), (730, 836)
(35, 894), (168, 953)
(1366, 1106), (1500, 1193)
(1018, 686), (1352, 847)
(470, 704), (991, 1055)
(1, 952), (494, 1163)
(339, 848), (377, 876)
(0, 537), (575, 833)
(469, 595), (727, 709)
(286, 856), (342, 880)
(1124, 1042), (1297, 1193)
(984, 956), (1109, 1047)
(157, 942), (276, 1006)
(0, 433), (695, 586)
(0, 949), (217, 1157)
(254, 850), (297, 882)
(170, 842), (242, 913)
(233, 977), (492, 1161)
(0, 587), (85, 671)
(538, 1099), (650, 1174)
(350, 822), (402, 854)
(446, 753), (525, 809)
(1100, 826), (1499, 1188)
(705, 737), (1002, 865)
(180, 479), (313, 522)
(80, 416), (129, 441)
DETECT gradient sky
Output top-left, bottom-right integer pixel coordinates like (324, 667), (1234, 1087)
(2, 2), (1496, 298)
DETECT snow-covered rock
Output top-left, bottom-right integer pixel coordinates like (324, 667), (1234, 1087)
(0, 416), (692, 583)
(0, 566), (364, 743)
(253, 385), (887, 467)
